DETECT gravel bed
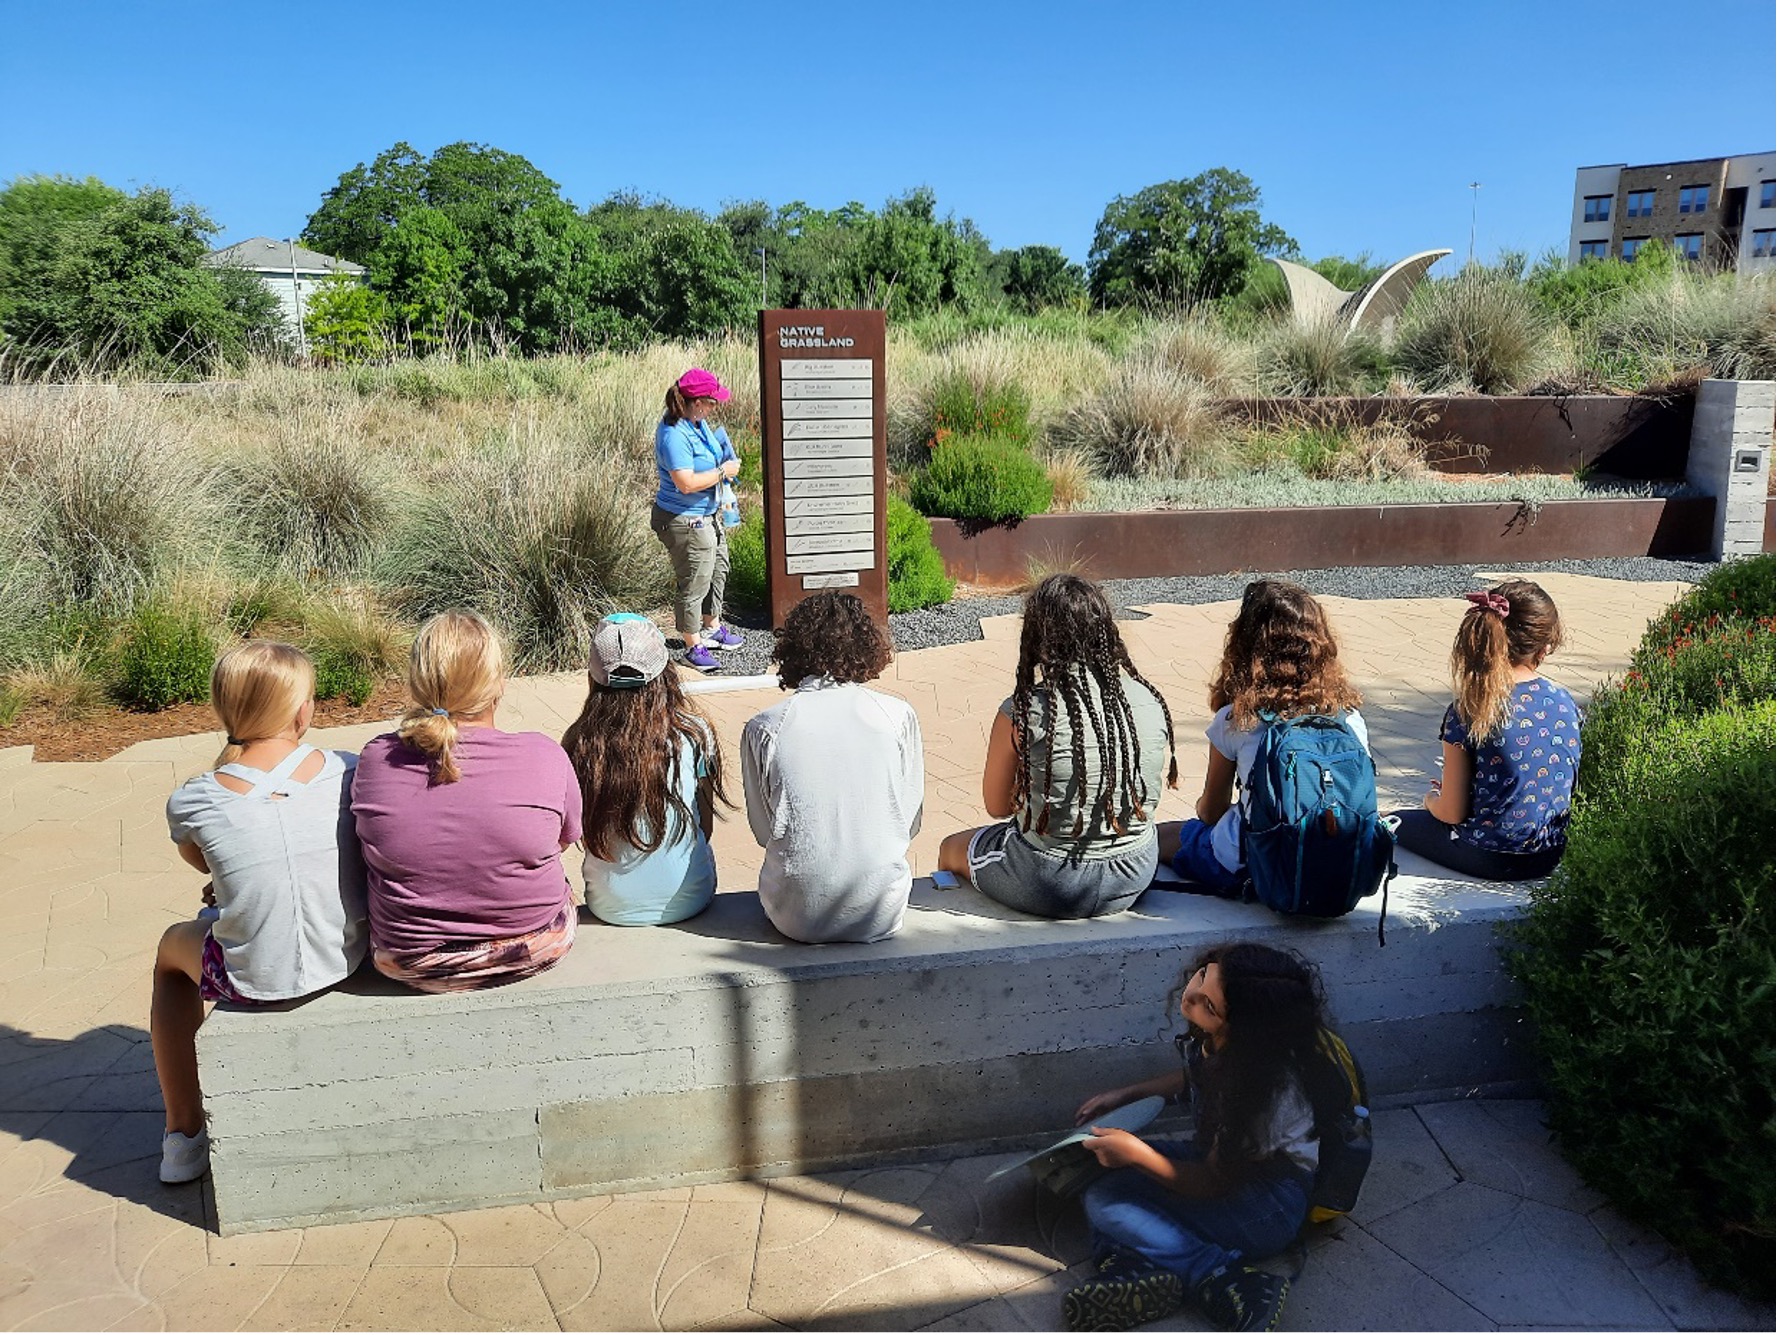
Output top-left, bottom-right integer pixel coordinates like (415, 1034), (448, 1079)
(694, 555), (1714, 678)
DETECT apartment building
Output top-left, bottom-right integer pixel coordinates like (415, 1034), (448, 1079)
(1568, 152), (1775, 270)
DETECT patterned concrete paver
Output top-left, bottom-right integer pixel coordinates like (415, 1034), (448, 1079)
(1, 571), (1769, 1331)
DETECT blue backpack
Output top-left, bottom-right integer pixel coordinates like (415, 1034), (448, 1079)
(1240, 712), (1396, 944)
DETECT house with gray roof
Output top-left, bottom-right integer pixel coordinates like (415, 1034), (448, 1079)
(202, 238), (365, 345)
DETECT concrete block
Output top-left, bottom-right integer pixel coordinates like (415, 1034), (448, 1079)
(209, 1107), (542, 1234)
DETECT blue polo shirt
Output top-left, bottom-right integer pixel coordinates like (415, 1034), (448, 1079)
(655, 419), (734, 516)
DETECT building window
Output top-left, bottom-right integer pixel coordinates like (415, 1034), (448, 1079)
(1673, 233), (1703, 260)
(1625, 190), (1655, 218)
(1579, 240), (1609, 259)
(1762, 180), (1776, 209)
(1621, 237), (1648, 261)
(1583, 195), (1612, 223)
(1754, 230), (1777, 259)
(1677, 185), (1710, 214)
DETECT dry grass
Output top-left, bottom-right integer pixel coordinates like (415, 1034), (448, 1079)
(1040, 447), (1094, 510)
(1049, 362), (1234, 479)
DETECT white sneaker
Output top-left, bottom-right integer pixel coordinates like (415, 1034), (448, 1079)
(160, 1128), (210, 1184)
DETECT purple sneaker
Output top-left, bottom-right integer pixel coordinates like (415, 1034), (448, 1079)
(706, 623), (745, 651)
(684, 643), (721, 672)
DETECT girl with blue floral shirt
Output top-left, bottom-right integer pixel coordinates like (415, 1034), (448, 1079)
(1391, 580), (1579, 880)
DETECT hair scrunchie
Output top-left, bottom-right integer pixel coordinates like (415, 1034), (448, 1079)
(430, 707), (450, 717)
(225, 735), (245, 747)
(1465, 590), (1511, 619)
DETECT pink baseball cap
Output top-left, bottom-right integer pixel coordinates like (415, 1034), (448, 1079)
(677, 367), (731, 402)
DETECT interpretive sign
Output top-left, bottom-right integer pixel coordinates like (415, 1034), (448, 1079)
(758, 309), (888, 624)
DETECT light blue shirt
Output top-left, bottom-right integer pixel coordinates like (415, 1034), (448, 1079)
(654, 419), (734, 516)
(581, 726), (717, 926)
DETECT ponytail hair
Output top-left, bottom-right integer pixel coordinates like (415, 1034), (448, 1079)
(1451, 579), (1565, 744)
(210, 641), (315, 769)
(398, 611), (506, 784)
(662, 384), (692, 425)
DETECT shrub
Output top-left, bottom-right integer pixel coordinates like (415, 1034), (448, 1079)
(920, 367), (1034, 450)
(310, 649), (375, 706)
(1394, 266), (1553, 393)
(1259, 318), (1389, 397)
(1637, 555), (1775, 660)
(908, 434), (1053, 524)
(301, 595), (408, 705)
(303, 276), (390, 365)
(1050, 362), (1231, 479)
(1505, 699), (1775, 1297)
(886, 496), (954, 612)
(1587, 271), (1776, 388)
(228, 415), (401, 578)
(382, 441), (670, 673)
(726, 509), (767, 612)
(115, 602), (215, 710)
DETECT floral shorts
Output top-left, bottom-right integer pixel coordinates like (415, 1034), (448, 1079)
(374, 906), (576, 994)
(199, 931), (260, 1005)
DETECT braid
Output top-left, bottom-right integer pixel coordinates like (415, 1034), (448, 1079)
(1068, 666), (1119, 835)
(1056, 674), (1093, 836)
(1035, 687), (1056, 836)
(1119, 642), (1180, 791)
(1093, 622), (1146, 823)
(1011, 680), (1034, 833)
(1086, 654), (1136, 831)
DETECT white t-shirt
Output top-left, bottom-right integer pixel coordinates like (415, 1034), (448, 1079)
(1206, 706), (1371, 873)
(166, 746), (369, 1000)
(741, 677), (924, 943)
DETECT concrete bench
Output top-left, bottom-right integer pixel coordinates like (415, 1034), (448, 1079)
(198, 851), (1533, 1234)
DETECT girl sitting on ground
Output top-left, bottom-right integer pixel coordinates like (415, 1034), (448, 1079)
(1388, 581), (1578, 880)
(1064, 943), (1327, 1333)
(1156, 579), (1367, 897)
(352, 611), (581, 992)
(561, 613), (732, 926)
(741, 590), (924, 943)
(937, 574), (1178, 919)
(156, 642), (368, 1184)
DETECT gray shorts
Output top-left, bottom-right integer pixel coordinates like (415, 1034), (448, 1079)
(966, 820), (1157, 920)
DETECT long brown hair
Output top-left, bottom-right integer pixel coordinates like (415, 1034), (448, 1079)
(1175, 943), (1328, 1187)
(561, 670), (731, 860)
(1011, 574), (1178, 839)
(1209, 580), (1361, 729)
(1451, 579), (1564, 744)
(662, 384), (694, 425)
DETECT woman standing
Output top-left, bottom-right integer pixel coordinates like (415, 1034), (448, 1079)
(653, 367), (745, 672)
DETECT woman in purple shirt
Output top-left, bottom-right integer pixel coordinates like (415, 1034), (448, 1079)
(352, 611), (582, 991)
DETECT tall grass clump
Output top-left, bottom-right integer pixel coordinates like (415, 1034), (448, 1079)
(1050, 362), (1232, 479)
(0, 389), (216, 611)
(225, 407), (404, 579)
(1144, 317), (1259, 395)
(1506, 567), (1775, 1298)
(1587, 271), (1776, 389)
(1394, 266), (1554, 393)
(382, 438), (670, 673)
(1260, 318), (1389, 397)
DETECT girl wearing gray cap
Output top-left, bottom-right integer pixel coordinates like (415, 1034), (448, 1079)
(561, 614), (731, 925)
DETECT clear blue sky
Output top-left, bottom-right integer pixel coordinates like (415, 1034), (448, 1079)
(3, 0), (1774, 275)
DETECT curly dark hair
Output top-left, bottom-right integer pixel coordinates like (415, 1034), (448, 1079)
(1011, 574), (1178, 840)
(561, 670), (732, 861)
(770, 590), (893, 690)
(1209, 579), (1362, 729)
(1173, 942), (1330, 1188)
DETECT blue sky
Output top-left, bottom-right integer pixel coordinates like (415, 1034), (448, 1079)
(3, 0), (1774, 275)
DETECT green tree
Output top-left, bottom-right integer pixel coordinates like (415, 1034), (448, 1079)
(0, 178), (285, 376)
(846, 188), (992, 318)
(302, 142), (428, 266)
(368, 207), (469, 348)
(995, 244), (1087, 312)
(625, 218), (755, 340)
(303, 274), (389, 363)
(1089, 168), (1297, 309)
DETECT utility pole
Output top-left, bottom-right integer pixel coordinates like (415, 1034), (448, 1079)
(756, 247), (768, 310)
(1468, 183), (1482, 265)
(288, 239), (309, 358)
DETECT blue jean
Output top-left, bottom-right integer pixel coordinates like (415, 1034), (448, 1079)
(1165, 819), (1244, 897)
(1081, 1142), (1310, 1290)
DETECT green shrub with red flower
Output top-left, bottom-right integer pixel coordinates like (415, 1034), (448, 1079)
(1506, 552), (1775, 1299)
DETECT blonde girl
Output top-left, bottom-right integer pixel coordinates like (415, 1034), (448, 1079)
(351, 611), (582, 991)
(1391, 580), (1578, 880)
(156, 642), (368, 1184)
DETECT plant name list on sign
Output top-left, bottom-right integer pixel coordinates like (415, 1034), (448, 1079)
(758, 310), (889, 625)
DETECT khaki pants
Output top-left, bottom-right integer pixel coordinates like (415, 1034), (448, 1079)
(651, 505), (729, 638)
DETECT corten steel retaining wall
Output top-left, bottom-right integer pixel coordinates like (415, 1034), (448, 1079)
(928, 496), (1721, 586)
(1224, 394), (1695, 477)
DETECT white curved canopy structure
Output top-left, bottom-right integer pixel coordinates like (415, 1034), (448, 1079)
(1270, 249), (1452, 333)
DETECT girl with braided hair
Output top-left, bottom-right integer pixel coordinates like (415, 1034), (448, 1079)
(937, 574), (1178, 919)
(1388, 579), (1577, 879)
(1156, 579), (1369, 898)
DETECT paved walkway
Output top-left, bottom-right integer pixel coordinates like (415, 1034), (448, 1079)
(1, 571), (1770, 1330)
